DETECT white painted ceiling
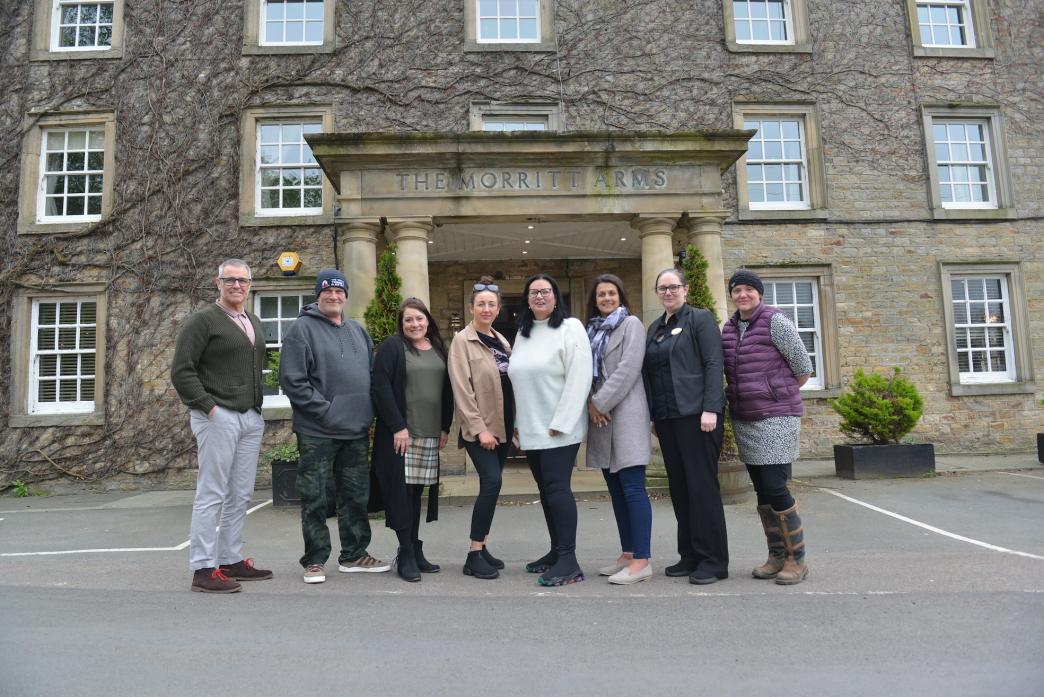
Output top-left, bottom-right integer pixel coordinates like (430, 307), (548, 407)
(427, 219), (640, 261)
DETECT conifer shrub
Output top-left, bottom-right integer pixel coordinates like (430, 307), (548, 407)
(831, 367), (924, 444)
(364, 245), (402, 347)
(681, 244), (718, 323)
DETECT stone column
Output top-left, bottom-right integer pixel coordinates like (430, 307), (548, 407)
(685, 214), (729, 323)
(339, 219), (380, 324)
(386, 217), (433, 307)
(633, 216), (678, 326)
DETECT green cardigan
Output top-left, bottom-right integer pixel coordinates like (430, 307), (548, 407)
(171, 303), (266, 414)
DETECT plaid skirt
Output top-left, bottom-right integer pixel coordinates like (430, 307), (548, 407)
(405, 436), (440, 485)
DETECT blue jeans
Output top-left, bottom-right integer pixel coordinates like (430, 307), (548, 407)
(602, 466), (652, 560)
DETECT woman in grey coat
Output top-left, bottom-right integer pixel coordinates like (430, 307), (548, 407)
(585, 274), (653, 585)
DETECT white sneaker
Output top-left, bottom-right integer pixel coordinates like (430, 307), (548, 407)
(608, 564), (652, 585)
(303, 564), (326, 584)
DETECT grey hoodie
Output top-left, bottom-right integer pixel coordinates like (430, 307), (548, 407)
(278, 303), (374, 439)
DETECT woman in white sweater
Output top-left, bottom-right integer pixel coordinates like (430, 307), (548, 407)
(508, 273), (593, 586)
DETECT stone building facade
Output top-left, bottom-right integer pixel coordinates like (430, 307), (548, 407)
(1, 0), (1041, 485)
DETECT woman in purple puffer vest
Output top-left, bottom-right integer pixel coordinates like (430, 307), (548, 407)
(722, 269), (812, 585)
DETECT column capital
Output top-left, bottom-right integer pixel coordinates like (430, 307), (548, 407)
(385, 216), (434, 245)
(338, 219), (381, 243)
(682, 210), (730, 235)
(630, 214), (680, 237)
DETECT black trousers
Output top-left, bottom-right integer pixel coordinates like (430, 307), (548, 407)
(526, 442), (582, 555)
(465, 440), (510, 542)
(656, 414), (728, 575)
(745, 463), (795, 511)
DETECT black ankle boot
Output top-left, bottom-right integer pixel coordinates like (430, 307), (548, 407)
(414, 540), (440, 573)
(480, 546), (505, 570)
(397, 545), (421, 582)
(525, 549), (558, 574)
(463, 550), (500, 579)
(538, 551), (584, 587)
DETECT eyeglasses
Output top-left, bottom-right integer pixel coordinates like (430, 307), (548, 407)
(220, 277), (252, 287)
(528, 288), (553, 298)
(473, 283), (499, 292)
(655, 284), (685, 295)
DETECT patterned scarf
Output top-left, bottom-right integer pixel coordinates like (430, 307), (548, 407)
(586, 306), (629, 379)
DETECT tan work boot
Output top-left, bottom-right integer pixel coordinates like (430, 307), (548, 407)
(775, 503), (809, 585)
(752, 504), (786, 579)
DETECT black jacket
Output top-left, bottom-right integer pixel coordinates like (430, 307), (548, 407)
(370, 335), (453, 529)
(643, 304), (725, 419)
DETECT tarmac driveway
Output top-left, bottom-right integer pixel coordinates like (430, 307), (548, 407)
(1, 468), (1042, 696)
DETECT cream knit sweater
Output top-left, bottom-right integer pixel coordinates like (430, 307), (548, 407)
(508, 317), (593, 451)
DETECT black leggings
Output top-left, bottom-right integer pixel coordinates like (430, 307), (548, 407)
(466, 440), (510, 542)
(526, 443), (581, 555)
(395, 484), (426, 547)
(745, 463), (795, 511)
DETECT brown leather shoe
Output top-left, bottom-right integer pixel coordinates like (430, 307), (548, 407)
(191, 567), (242, 593)
(220, 558), (273, 581)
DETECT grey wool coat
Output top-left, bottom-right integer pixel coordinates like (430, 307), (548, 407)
(585, 314), (651, 473)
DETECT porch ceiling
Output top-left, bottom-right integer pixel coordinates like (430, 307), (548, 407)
(427, 219), (639, 261)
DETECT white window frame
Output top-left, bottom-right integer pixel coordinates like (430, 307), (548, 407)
(29, 297), (98, 415)
(743, 116), (811, 210)
(948, 274), (1015, 384)
(931, 118), (996, 210)
(762, 278), (823, 390)
(469, 101), (562, 131)
(254, 119), (325, 217)
(480, 115), (550, 132)
(49, 0), (115, 52)
(259, 0), (325, 47)
(475, 0), (541, 44)
(255, 291), (313, 409)
(36, 125), (106, 224)
(732, 0), (794, 46)
(915, 0), (976, 48)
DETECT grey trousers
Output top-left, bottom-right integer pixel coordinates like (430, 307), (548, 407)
(188, 406), (265, 570)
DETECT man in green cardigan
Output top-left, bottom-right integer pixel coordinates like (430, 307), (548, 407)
(171, 258), (272, 593)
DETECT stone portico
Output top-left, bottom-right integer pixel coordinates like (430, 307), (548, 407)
(308, 130), (753, 326)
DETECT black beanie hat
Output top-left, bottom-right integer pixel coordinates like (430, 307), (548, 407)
(728, 269), (764, 296)
(315, 268), (348, 297)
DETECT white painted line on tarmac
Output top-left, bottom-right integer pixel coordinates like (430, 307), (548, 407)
(821, 487), (1044, 561)
(1000, 471), (1044, 482)
(0, 498), (274, 558)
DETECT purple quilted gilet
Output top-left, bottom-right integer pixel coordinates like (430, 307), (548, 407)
(722, 303), (804, 421)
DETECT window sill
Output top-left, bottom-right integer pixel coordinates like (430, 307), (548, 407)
(930, 207), (1018, 221)
(950, 381), (1036, 397)
(913, 46), (995, 59)
(737, 208), (829, 221)
(240, 212), (334, 227)
(242, 43), (335, 55)
(10, 412), (105, 428)
(464, 40), (556, 53)
(799, 387), (841, 400)
(726, 41), (812, 55)
(18, 219), (105, 235)
(30, 47), (124, 62)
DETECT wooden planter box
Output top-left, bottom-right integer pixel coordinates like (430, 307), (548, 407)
(833, 443), (935, 480)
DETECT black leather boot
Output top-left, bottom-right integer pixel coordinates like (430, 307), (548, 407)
(463, 550), (499, 579)
(397, 545), (421, 582)
(414, 540), (440, 573)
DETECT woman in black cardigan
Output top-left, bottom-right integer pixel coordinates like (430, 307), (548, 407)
(371, 298), (454, 582)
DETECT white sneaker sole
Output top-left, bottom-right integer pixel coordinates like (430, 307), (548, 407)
(303, 575), (326, 584)
(338, 564), (391, 573)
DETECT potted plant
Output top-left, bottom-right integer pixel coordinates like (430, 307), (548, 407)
(831, 367), (934, 479)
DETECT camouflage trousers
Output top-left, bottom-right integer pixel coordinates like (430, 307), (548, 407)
(295, 434), (372, 568)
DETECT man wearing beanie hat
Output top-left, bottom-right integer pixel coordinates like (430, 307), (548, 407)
(279, 268), (391, 584)
(722, 268), (813, 585)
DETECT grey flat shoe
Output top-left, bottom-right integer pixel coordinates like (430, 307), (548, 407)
(598, 562), (627, 576)
(608, 565), (652, 585)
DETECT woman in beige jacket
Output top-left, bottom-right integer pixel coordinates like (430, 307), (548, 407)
(448, 276), (513, 580)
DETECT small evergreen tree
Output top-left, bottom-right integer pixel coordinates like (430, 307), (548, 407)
(831, 367), (924, 444)
(364, 245), (402, 347)
(681, 244), (718, 323)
